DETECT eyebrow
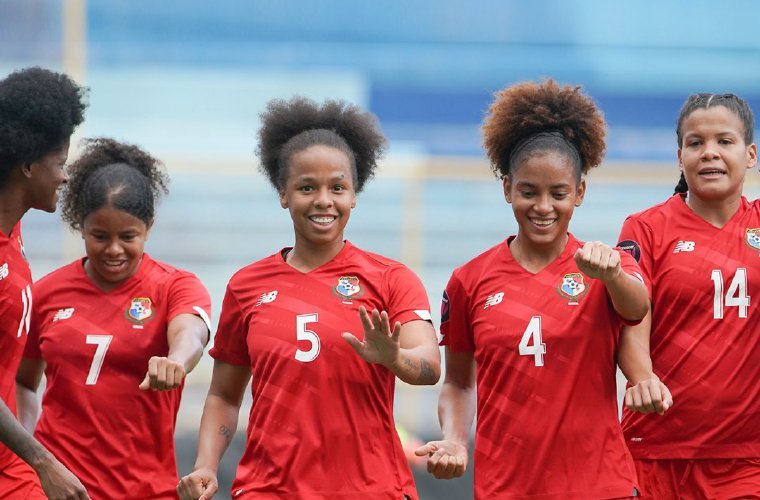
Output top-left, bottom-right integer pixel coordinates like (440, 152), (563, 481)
(515, 181), (571, 189)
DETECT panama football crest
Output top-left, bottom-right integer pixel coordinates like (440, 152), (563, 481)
(557, 273), (588, 304)
(746, 228), (760, 252)
(332, 276), (364, 303)
(126, 297), (154, 325)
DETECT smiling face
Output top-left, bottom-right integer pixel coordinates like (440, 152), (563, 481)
(505, 151), (585, 253)
(82, 206), (151, 291)
(279, 144), (357, 253)
(678, 105), (757, 204)
(26, 140), (70, 213)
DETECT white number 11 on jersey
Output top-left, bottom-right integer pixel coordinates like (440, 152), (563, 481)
(519, 316), (546, 367)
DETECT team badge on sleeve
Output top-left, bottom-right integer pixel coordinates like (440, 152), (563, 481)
(332, 276), (364, 303)
(557, 273), (588, 304)
(440, 290), (450, 323)
(126, 297), (154, 325)
(746, 228), (760, 252)
(617, 239), (641, 262)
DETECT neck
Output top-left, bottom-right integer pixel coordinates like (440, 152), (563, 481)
(685, 191), (742, 229)
(286, 237), (345, 272)
(509, 233), (568, 273)
(0, 186), (28, 236)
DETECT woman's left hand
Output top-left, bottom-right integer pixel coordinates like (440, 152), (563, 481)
(139, 356), (186, 391)
(342, 306), (401, 368)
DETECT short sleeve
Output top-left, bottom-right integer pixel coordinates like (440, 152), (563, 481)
(208, 284), (251, 366)
(24, 292), (42, 359)
(439, 271), (474, 352)
(167, 272), (212, 331)
(617, 216), (655, 286)
(382, 265), (432, 325)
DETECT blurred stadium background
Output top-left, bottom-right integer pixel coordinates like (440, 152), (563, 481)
(2, 1), (760, 498)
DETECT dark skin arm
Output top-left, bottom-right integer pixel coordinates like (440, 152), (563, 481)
(414, 349), (475, 479)
(342, 307), (441, 385)
(177, 360), (251, 500)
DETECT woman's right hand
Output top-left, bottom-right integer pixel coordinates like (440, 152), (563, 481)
(177, 469), (218, 500)
(625, 376), (673, 415)
(414, 440), (468, 479)
(34, 455), (90, 499)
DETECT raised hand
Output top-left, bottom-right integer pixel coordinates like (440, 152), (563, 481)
(414, 440), (468, 479)
(573, 241), (622, 282)
(139, 356), (186, 391)
(342, 306), (401, 368)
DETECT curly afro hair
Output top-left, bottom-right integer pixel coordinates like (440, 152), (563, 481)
(482, 79), (606, 181)
(257, 96), (386, 193)
(61, 138), (169, 232)
(0, 67), (88, 188)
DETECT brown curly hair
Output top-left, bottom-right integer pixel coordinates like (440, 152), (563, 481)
(61, 138), (169, 231)
(257, 96), (386, 193)
(482, 79), (606, 180)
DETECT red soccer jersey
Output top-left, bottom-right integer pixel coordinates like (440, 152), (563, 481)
(24, 254), (211, 499)
(441, 234), (643, 499)
(0, 223), (34, 471)
(210, 241), (431, 500)
(618, 194), (760, 459)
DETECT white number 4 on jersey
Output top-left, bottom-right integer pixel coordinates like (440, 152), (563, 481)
(519, 316), (546, 367)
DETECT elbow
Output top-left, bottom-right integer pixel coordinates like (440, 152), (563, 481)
(425, 360), (442, 386)
(623, 298), (650, 323)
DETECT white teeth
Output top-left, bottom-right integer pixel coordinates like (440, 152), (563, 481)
(310, 216), (335, 224)
(531, 219), (555, 226)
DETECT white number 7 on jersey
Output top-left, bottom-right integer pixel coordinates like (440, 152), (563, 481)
(519, 316), (546, 367)
(85, 335), (113, 385)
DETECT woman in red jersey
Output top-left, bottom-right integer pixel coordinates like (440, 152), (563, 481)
(16, 138), (212, 499)
(618, 93), (759, 498)
(415, 80), (649, 499)
(177, 97), (440, 500)
(0, 67), (89, 500)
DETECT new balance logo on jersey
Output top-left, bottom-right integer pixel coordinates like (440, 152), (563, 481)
(0, 263), (7, 280)
(53, 308), (75, 322)
(673, 241), (695, 253)
(256, 290), (278, 306)
(484, 292), (504, 309)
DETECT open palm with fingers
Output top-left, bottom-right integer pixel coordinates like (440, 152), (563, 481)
(342, 306), (401, 367)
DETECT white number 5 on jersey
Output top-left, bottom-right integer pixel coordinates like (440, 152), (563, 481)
(295, 313), (321, 362)
(519, 316), (546, 367)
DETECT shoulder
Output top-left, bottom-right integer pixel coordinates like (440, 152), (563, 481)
(451, 240), (506, 283)
(348, 243), (408, 272)
(143, 255), (203, 285)
(35, 260), (81, 290)
(624, 195), (682, 227)
(226, 252), (282, 289)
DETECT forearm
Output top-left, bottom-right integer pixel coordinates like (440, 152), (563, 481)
(0, 400), (53, 469)
(618, 315), (656, 384)
(604, 272), (649, 321)
(438, 381), (476, 446)
(193, 393), (241, 473)
(388, 346), (441, 385)
(15, 383), (39, 434)
(168, 331), (206, 374)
